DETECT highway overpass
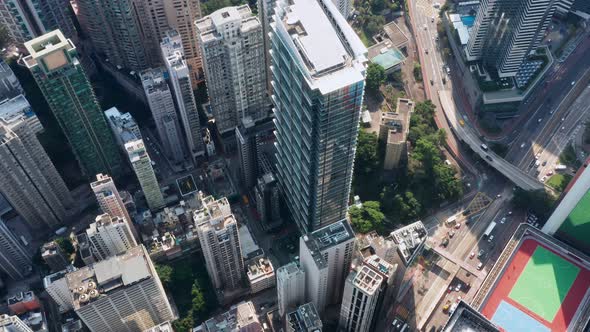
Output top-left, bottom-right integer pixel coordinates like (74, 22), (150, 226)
(438, 90), (544, 191)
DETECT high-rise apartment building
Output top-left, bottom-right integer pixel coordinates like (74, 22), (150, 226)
(90, 173), (137, 239)
(0, 218), (32, 280)
(0, 0), (75, 45)
(196, 5), (268, 135)
(194, 193), (245, 291)
(125, 139), (166, 211)
(137, 0), (204, 85)
(86, 214), (137, 261)
(286, 303), (323, 332)
(271, 0), (367, 233)
(466, 0), (566, 77)
(161, 31), (206, 163)
(24, 30), (124, 178)
(41, 241), (69, 272)
(0, 95), (72, 229)
(0, 59), (23, 100)
(299, 220), (355, 314)
(76, 0), (150, 70)
(338, 255), (396, 332)
(236, 117), (260, 189)
(277, 262), (306, 317)
(140, 67), (186, 164)
(104, 107), (142, 151)
(0, 314), (33, 332)
(44, 265), (77, 313)
(255, 172), (282, 226)
(66, 245), (175, 332)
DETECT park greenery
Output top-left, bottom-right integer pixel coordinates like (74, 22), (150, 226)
(351, 100), (463, 233)
(366, 63), (386, 91)
(354, 0), (400, 43)
(156, 254), (217, 332)
(55, 237), (75, 257)
(413, 62), (423, 82)
(546, 173), (573, 193)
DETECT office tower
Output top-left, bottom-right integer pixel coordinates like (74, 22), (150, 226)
(104, 107), (142, 151)
(24, 31), (124, 178)
(66, 245), (175, 332)
(0, 314), (33, 332)
(255, 172), (282, 225)
(44, 266), (76, 313)
(286, 303), (323, 332)
(125, 139), (166, 211)
(41, 241), (69, 272)
(271, 0), (367, 233)
(338, 255), (396, 332)
(236, 117), (260, 189)
(140, 67), (186, 164)
(0, 218), (32, 280)
(86, 214), (137, 261)
(299, 221), (355, 314)
(76, 0), (150, 70)
(0, 0), (75, 45)
(90, 173), (137, 240)
(0, 59), (23, 99)
(0, 95), (72, 229)
(194, 194), (245, 291)
(161, 31), (206, 163)
(466, 0), (566, 77)
(196, 5), (268, 135)
(137, 0), (204, 85)
(277, 262), (306, 317)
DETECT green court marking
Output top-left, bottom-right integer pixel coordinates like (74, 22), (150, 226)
(509, 246), (579, 322)
(558, 189), (590, 250)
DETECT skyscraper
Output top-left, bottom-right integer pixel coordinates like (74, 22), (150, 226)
(255, 172), (282, 226)
(161, 31), (206, 163)
(236, 117), (260, 189)
(466, 0), (566, 77)
(76, 0), (150, 70)
(299, 221), (355, 314)
(140, 67), (186, 164)
(338, 255), (396, 332)
(24, 30), (124, 178)
(271, 0), (367, 233)
(196, 5), (268, 136)
(194, 193), (245, 291)
(41, 241), (69, 272)
(0, 59), (23, 99)
(90, 173), (137, 239)
(44, 265), (77, 313)
(137, 0), (204, 85)
(0, 0), (75, 45)
(0, 95), (72, 229)
(86, 214), (137, 261)
(125, 139), (165, 211)
(0, 218), (32, 280)
(277, 262), (306, 317)
(104, 107), (142, 151)
(66, 245), (174, 332)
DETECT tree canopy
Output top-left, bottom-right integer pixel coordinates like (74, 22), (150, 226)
(366, 62), (386, 91)
(512, 188), (556, 219)
(349, 201), (385, 233)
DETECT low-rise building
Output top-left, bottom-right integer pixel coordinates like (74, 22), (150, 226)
(390, 220), (427, 265)
(286, 302), (322, 332)
(200, 301), (262, 331)
(246, 256), (275, 293)
(379, 98), (413, 170)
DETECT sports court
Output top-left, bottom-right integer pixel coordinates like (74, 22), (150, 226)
(481, 238), (590, 331)
(557, 189), (590, 249)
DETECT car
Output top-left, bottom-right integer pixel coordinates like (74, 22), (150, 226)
(448, 286), (453, 293)
(486, 155), (493, 162)
(449, 231), (455, 238)
(455, 223), (461, 229)
(547, 170), (554, 176)
(424, 24), (428, 30)
(562, 126), (566, 131)
(469, 252), (475, 259)
(571, 81), (575, 86)
(561, 117), (565, 122)
(488, 235), (494, 243)
(425, 49), (429, 54)
(442, 238), (449, 247)
(430, 80), (434, 85)
(455, 284), (462, 292)
(478, 249), (485, 257)
(508, 211), (513, 215)
(535, 160), (541, 167)
(538, 118), (543, 123)
(541, 176), (547, 182)
(496, 194), (502, 198)
(520, 142), (526, 148)
(500, 217), (506, 224)
(431, 16), (435, 22)
(477, 262), (484, 270)
(550, 110), (554, 115)
(535, 153), (540, 160)
(542, 161), (547, 166)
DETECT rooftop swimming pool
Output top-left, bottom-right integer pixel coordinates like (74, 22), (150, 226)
(461, 15), (475, 27)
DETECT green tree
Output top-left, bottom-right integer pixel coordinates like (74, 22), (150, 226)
(354, 130), (380, 177)
(172, 315), (195, 332)
(55, 237), (74, 256)
(366, 62), (386, 91)
(365, 15), (385, 37)
(512, 188), (556, 219)
(413, 62), (423, 81)
(191, 280), (207, 321)
(349, 201), (385, 233)
(155, 264), (173, 288)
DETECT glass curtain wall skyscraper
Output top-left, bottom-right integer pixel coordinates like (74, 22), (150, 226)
(270, 0), (367, 233)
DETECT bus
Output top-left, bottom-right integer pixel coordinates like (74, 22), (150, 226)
(483, 221), (496, 238)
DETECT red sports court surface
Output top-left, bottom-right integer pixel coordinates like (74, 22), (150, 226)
(481, 238), (590, 331)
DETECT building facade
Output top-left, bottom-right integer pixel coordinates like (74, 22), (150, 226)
(0, 314), (33, 332)
(271, 0), (367, 232)
(76, 0), (150, 70)
(0, 95), (72, 229)
(466, 0), (565, 77)
(44, 266), (76, 313)
(41, 241), (69, 272)
(0, 59), (23, 99)
(104, 107), (142, 151)
(161, 31), (206, 163)
(86, 214), (137, 261)
(196, 5), (268, 135)
(125, 139), (166, 211)
(0, 0), (75, 45)
(0, 218), (32, 280)
(246, 256), (275, 293)
(194, 193), (245, 291)
(277, 262), (306, 317)
(299, 220), (355, 314)
(236, 117), (260, 189)
(24, 30), (124, 178)
(67, 245), (174, 332)
(141, 67), (186, 164)
(91, 173), (137, 240)
(255, 172), (282, 226)
(286, 303), (323, 332)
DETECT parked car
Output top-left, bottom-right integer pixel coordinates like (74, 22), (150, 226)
(477, 262), (484, 270)
(500, 217), (506, 224)
(469, 252), (475, 259)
